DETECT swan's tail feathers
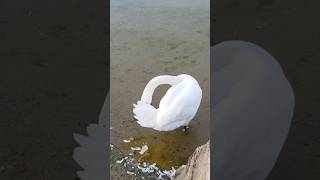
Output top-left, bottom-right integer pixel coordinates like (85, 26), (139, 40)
(133, 101), (157, 128)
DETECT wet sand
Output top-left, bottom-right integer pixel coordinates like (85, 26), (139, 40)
(213, 0), (320, 179)
(110, 0), (210, 178)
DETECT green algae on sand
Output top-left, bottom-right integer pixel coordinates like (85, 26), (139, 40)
(120, 129), (198, 170)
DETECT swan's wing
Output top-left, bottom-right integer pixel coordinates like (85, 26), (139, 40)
(157, 82), (201, 130)
(158, 84), (181, 107)
(159, 79), (201, 109)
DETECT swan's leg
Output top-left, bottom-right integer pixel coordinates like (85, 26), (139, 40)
(182, 126), (190, 133)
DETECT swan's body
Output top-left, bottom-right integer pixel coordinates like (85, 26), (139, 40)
(212, 41), (294, 180)
(133, 74), (202, 131)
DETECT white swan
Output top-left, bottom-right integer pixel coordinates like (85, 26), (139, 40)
(212, 41), (294, 180)
(133, 74), (202, 131)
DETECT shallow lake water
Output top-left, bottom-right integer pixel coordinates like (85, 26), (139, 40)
(110, 0), (210, 178)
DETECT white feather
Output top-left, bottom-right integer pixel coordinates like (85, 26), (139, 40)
(133, 74), (202, 131)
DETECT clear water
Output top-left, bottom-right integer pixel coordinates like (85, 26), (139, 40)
(110, 0), (210, 178)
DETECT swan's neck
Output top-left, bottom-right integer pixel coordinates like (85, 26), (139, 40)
(141, 75), (181, 104)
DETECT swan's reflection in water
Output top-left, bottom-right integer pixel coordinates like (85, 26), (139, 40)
(120, 128), (199, 170)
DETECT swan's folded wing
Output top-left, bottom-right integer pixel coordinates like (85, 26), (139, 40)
(157, 87), (200, 130)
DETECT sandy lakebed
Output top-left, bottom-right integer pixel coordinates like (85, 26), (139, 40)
(110, 0), (210, 179)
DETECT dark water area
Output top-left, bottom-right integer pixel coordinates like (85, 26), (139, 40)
(213, 0), (320, 179)
(0, 0), (107, 179)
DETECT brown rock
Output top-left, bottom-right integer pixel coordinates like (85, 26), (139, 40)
(175, 141), (210, 180)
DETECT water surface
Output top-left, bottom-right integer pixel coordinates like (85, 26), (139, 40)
(110, 0), (210, 178)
